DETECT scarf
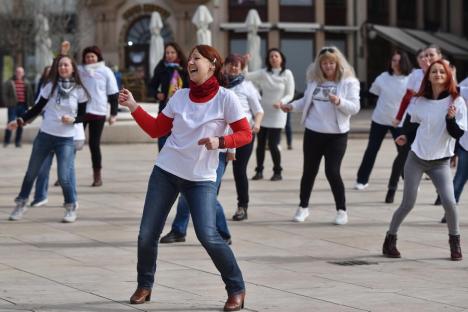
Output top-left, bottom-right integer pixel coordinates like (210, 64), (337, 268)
(58, 78), (75, 98)
(168, 70), (183, 99)
(189, 75), (219, 103)
(165, 61), (181, 69)
(225, 74), (245, 89)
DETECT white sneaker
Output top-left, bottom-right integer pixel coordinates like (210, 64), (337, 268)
(62, 203), (78, 223)
(30, 198), (48, 207)
(292, 207), (309, 222)
(9, 201), (27, 221)
(334, 210), (348, 225)
(354, 182), (369, 190)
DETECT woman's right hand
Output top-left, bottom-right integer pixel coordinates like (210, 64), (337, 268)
(7, 120), (18, 130)
(280, 103), (292, 112)
(395, 135), (407, 146)
(118, 88), (138, 112)
(391, 118), (401, 127)
(156, 93), (165, 101)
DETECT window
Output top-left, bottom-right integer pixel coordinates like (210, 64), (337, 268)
(325, 0), (346, 25)
(396, 0), (416, 28)
(464, 1), (468, 37)
(424, 0), (442, 31)
(325, 34), (347, 57)
(279, 0), (314, 22)
(229, 32), (267, 68)
(367, 0), (389, 25)
(280, 35), (314, 92)
(228, 0), (267, 22)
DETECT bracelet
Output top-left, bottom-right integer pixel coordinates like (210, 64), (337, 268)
(218, 136), (225, 149)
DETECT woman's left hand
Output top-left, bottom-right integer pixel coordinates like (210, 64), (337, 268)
(227, 152), (236, 161)
(61, 115), (75, 124)
(198, 137), (219, 150)
(447, 104), (457, 119)
(329, 94), (340, 106)
(273, 102), (282, 109)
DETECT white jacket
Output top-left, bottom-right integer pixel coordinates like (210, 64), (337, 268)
(289, 77), (360, 133)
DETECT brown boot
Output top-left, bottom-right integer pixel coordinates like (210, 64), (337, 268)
(92, 168), (102, 187)
(224, 291), (245, 311)
(130, 288), (151, 304)
(449, 235), (463, 261)
(382, 232), (401, 258)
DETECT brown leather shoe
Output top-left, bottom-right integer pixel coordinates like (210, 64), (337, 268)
(223, 291), (245, 311)
(130, 288), (152, 304)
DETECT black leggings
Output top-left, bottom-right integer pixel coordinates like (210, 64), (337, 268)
(300, 129), (348, 211)
(255, 127), (282, 174)
(84, 119), (105, 170)
(233, 137), (255, 208)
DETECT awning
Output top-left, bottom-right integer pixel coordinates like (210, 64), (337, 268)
(276, 22), (320, 33)
(219, 22), (272, 33)
(370, 25), (426, 53)
(322, 25), (359, 33)
(404, 29), (468, 60)
(434, 32), (468, 51)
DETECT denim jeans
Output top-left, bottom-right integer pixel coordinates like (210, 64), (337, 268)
(16, 131), (76, 205)
(137, 166), (245, 294)
(4, 104), (27, 145)
(454, 146), (468, 202)
(171, 152), (230, 239)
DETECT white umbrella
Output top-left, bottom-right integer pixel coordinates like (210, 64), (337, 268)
(245, 9), (262, 71)
(192, 5), (213, 45)
(34, 14), (54, 77)
(149, 11), (164, 75)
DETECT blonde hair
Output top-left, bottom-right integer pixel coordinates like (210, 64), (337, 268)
(306, 46), (355, 83)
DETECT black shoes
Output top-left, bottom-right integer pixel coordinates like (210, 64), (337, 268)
(232, 207), (248, 221)
(385, 189), (395, 203)
(434, 196), (441, 205)
(160, 231), (186, 244)
(441, 215), (447, 223)
(252, 172), (263, 180)
(270, 173), (282, 181)
(382, 232), (401, 258)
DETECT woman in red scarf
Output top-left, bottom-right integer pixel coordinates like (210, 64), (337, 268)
(119, 45), (251, 311)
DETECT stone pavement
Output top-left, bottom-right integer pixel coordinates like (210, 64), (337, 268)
(0, 134), (467, 311)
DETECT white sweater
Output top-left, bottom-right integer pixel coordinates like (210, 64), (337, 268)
(245, 68), (295, 128)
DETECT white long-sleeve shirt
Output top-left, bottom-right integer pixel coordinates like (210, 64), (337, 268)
(245, 68), (295, 128)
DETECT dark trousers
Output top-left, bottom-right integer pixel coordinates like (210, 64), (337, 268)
(300, 129), (348, 211)
(356, 121), (405, 190)
(255, 126), (282, 174)
(233, 137), (255, 208)
(84, 118), (105, 170)
(4, 104), (27, 146)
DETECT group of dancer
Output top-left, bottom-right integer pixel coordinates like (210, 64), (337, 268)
(5, 40), (467, 311)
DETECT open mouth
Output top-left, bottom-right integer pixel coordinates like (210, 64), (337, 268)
(189, 67), (198, 74)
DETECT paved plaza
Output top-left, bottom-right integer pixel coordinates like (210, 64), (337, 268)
(0, 116), (468, 311)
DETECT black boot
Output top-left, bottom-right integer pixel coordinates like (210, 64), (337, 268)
(92, 168), (103, 187)
(385, 189), (396, 203)
(232, 207), (248, 221)
(252, 172), (263, 180)
(449, 235), (462, 261)
(382, 232), (401, 258)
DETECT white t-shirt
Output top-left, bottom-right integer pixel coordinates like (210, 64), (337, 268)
(39, 83), (88, 138)
(406, 69), (425, 93)
(305, 81), (341, 133)
(457, 87), (468, 151)
(156, 87), (245, 182)
(79, 62), (119, 116)
(229, 79), (263, 125)
(408, 96), (467, 160)
(370, 72), (409, 126)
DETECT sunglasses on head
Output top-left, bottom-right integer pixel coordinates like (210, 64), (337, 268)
(319, 47), (335, 55)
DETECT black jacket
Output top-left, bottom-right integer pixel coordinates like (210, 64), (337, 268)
(148, 60), (189, 112)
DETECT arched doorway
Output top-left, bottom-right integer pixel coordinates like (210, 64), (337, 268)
(124, 15), (173, 82)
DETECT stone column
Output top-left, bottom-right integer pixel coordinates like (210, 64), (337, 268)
(315, 0), (325, 53)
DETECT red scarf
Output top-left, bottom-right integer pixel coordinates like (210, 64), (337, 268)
(189, 75), (220, 103)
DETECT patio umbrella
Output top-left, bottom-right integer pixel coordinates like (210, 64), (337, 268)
(149, 11), (164, 74)
(192, 5), (213, 45)
(34, 14), (54, 77)
(245, 9), (262, 71)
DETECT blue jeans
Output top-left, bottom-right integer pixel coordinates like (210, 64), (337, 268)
(454, 146), (468, 202)
(16, 131), (76, 205)
(137, 166), (244, 294)
(33, 151), (78, 202)
(4, 104), (27, 145)
(171, 152), (230, 239)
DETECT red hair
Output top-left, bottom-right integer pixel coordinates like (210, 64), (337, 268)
(189, 45), (225, 86)
(416, 60), (458, 100)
